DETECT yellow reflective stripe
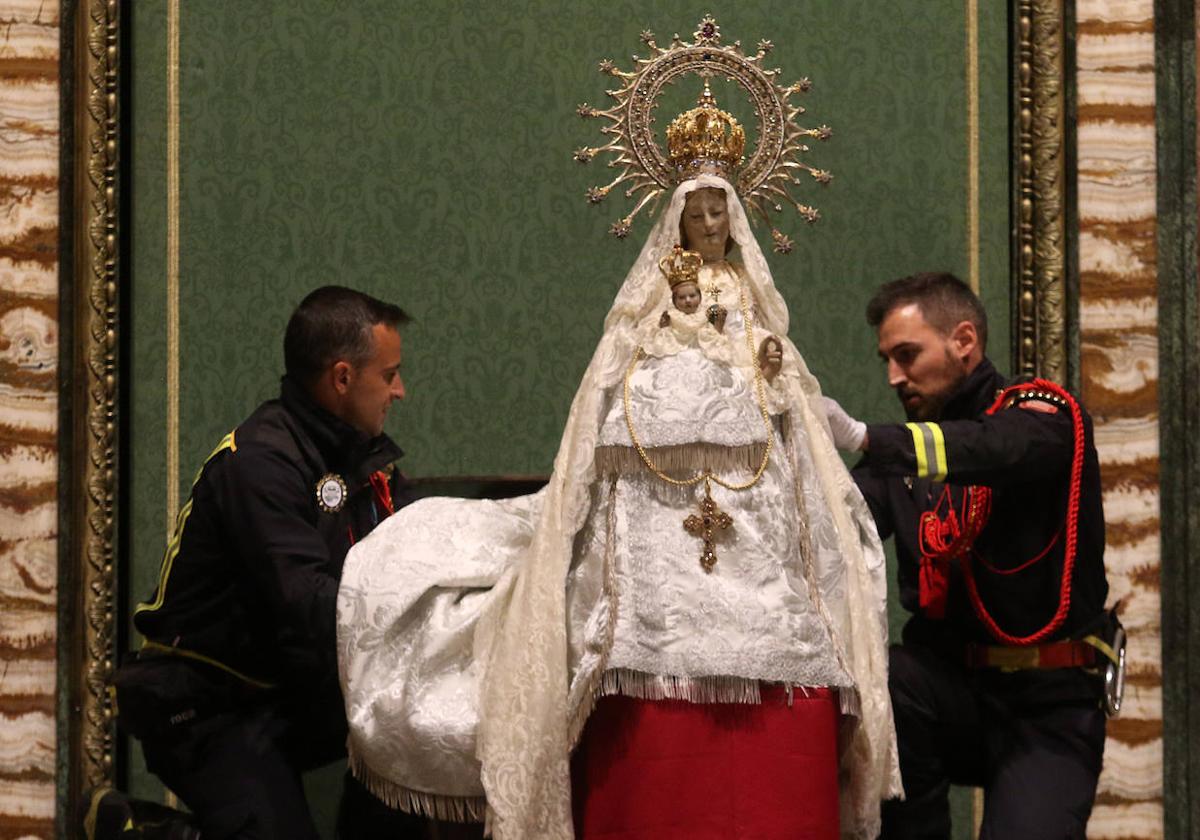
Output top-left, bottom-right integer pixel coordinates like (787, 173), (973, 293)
(926, 422), (948, 482)
(191, 430), (235, 484)
(1083, 634), (1119, 666)
(134, 498), (193, 615)
(905, 422), (929, 477)
(136, 430), (236, 616)
(140, 639), (275, 689)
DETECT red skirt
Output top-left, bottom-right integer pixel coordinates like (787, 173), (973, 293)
(571, 686), (840, 840)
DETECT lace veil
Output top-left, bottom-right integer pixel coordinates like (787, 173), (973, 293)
(473, 174), (901, 840)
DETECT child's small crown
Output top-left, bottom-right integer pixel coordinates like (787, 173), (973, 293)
(658, 245), (704, 289)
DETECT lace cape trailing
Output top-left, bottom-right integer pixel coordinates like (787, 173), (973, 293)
(337, 175), (901, 840)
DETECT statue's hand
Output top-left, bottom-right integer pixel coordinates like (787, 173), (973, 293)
(659, 310), (671, 328)
(758, 336), (783, 382)
(708, 304), (727, 333)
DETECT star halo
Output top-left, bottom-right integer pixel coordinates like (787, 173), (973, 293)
(574, 14), (833, 254)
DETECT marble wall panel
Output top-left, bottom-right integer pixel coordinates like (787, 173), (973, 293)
(1077, 1), (1163, 837)
(0, 0), (60, 838)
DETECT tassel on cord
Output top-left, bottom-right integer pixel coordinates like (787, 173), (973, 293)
(348, 751), (486, 823)
(594, 442), (768, 476)
(838, 685), (861, 719)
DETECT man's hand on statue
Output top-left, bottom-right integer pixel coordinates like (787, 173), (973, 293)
(821, 396), (868, 451)
(758, 336), (783, 382)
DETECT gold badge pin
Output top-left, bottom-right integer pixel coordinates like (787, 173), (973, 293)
(316, 473), (348, 513)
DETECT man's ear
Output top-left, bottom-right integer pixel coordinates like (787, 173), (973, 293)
(331, 360), (353, 395)
(949, 320), (979, 363)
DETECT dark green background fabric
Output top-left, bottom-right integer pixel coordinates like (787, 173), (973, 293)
(128, 3), (1010, 833)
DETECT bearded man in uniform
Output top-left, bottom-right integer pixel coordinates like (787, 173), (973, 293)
(824, 272), (1116, 840)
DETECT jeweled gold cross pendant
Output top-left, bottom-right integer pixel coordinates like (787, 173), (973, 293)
(683, 485), (733, 573)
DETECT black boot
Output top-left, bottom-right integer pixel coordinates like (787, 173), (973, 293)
(81, 787), (202, 840)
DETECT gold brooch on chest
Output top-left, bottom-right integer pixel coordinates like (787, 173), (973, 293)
(316, 473), (348, 513)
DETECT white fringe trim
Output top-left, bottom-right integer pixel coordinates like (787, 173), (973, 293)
(595, 669), (859, 717)
(348, 751), (487, 824)
(598, 668), (763, 704)
(594, 442), (768, 476)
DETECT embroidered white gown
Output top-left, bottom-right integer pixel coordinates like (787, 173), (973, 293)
(579, 260), (853, 700)
(336, 175), (900, 840)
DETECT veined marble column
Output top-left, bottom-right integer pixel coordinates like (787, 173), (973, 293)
(0, 1), (60, 838)
(1077, 1), (1163, 837)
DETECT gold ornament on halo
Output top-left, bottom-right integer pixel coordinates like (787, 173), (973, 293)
(658, 244), (704, 289)
(574, 13), (833, 254)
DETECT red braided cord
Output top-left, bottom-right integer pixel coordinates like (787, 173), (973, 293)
(369, 470), (395, 516)
(918, 485), (991, 561)
(961, 379), (1086, 645)
(916, 482), (992, 618)
(974, 525), (1061, 576)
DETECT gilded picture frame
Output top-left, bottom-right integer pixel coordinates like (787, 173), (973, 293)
(55, 0), (1070, 827)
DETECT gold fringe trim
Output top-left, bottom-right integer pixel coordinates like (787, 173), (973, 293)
(594, 442), (768, 475)
(599, 668), (763, 704)
(348, 750), (486, 824)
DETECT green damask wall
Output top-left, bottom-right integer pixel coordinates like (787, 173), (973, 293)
(127, 1), (1010, 832)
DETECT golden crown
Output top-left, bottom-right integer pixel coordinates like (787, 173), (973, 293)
(575, 14), (832, 254)
(658, 245), (704, 289)
(666, 83), (746, 181)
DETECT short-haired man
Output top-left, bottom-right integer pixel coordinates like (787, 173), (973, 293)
(111, 286), (412, 839)
(823, 272), (1114, 839)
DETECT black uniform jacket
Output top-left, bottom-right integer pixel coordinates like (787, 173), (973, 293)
(852, 358), (1108, 650)
(131, 376), (406, 696)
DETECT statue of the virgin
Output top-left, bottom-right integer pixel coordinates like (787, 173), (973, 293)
(337, 17), (901, 840)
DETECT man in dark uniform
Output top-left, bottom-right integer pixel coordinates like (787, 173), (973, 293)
(108, 286), (416, 839)
(822, 273), (1113, 839)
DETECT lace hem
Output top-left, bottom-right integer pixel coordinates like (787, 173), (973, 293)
(605, 638), (853, 691)
(348, 750), (487, 824)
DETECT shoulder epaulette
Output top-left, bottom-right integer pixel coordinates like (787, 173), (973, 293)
(999, 387), (1070, 412)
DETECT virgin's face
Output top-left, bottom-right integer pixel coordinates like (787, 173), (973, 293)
(681, 188), (730, 262)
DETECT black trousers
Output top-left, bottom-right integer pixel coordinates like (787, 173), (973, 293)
(139, 699), (457, 840)
(880, 642), (1107, 840)
(139, 694), (343, 840)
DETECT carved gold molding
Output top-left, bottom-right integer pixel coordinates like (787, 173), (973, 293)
(66, 0), (120, 808)
(1015, 0), (1067, 381)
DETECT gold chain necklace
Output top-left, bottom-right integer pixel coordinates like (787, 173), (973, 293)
(623, 262), (774, 572)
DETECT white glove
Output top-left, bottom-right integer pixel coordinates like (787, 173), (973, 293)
(821, 396), (867, 452)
